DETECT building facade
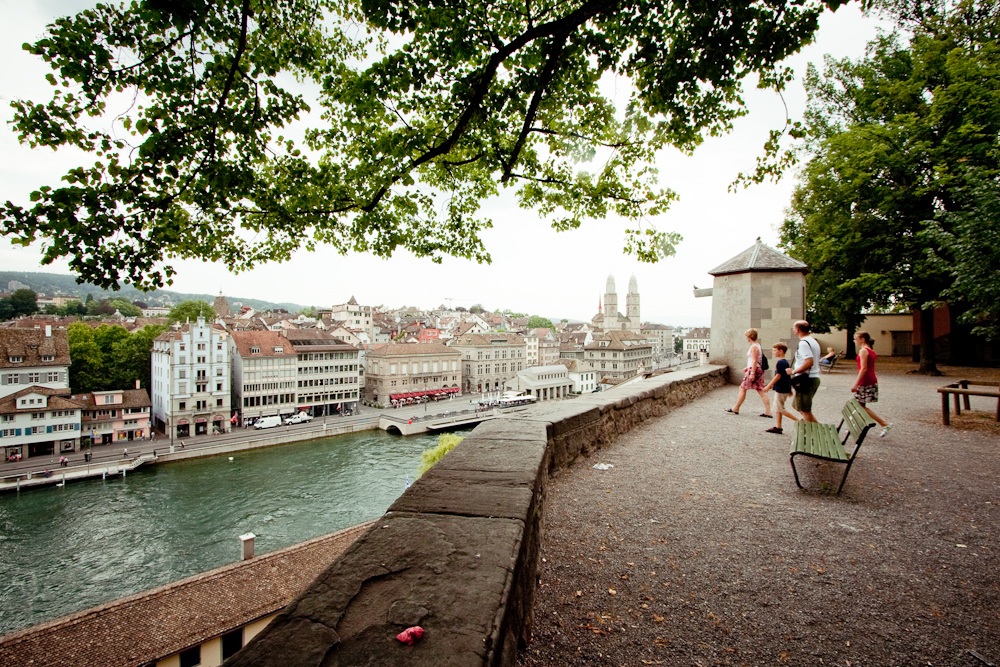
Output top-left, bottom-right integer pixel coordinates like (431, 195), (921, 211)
(556, 358), (598, 394)
(281, 330), (361, 417)
(505, 365), (574, 401)
(584, 330), (653, 381)
(230, 330), (299, 426)
(76, 387), (151, 446)
(363, 343), (461, 405)
(449, 333), (527, 394)
(0, 387), (82, 460)
(683, 327), (711, 359)
(641, 323), (675, 361)
(331, 297), (375, 341)
(151, 318), (232, 439)
(0, 326), (70, 399)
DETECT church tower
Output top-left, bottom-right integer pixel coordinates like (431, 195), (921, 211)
(604, 274), (619, 332)
(626, 274), (640, 334)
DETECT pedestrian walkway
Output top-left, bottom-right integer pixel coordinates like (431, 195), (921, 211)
(519, 360), (1000, 666)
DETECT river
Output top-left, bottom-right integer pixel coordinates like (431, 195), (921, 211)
(0, 429), (443, 636)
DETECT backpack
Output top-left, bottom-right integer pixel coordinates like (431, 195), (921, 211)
(760, 352), (769, 371)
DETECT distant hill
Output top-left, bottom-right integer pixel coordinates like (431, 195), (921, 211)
(0, 271), (304, 313)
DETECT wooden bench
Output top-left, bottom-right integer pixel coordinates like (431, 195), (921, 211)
(819, 352), (841, 374)
(790, 399), (876, 494)
(938, 380), (1000, 425)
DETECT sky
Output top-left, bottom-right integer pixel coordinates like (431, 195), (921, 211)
(0, 1), (888, 325)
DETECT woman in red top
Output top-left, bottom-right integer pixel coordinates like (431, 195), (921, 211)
(851, 331), (892, 437)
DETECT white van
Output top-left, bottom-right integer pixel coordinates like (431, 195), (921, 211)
(254, 416), (282, 429)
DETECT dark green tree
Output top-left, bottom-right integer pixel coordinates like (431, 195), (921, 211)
(3, 0), (848, 290)
(0, 289), (40, 320)
(87, 299), (117, 317)
(469, 304), (484, 314)
(109, 298), (142, 317)
(167, 300), (215, 324)
(778, 0), (1000, 373)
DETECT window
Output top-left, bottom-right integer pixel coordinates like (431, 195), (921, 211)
(5, 374), (19, 385)
(46, 372), (59, 382)
(197, 343), (206, 350)
(41, 355), (55, 362)
(221, 629), (243, 661)
(217, 398), (224, 406)
(197, 356), (206, 363)
(179, 645), (201, 667)
(250, 346), (261, 354)
(104, 395), (115, 404)
(179, 356), (186, 364)
(197, 383), (207, 393)
(8, 356), (23, 363)
(217, 383), (223, 391)
(179, 401), (186, 410)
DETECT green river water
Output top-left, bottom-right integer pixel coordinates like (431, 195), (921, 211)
(0, 429), (443, 636)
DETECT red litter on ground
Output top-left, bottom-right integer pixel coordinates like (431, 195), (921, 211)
(396, 626), (424, 645)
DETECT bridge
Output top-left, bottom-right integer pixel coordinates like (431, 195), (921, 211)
(378, 405), (531, 435)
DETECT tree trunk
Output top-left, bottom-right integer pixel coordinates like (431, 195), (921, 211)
(845, 322), (857, 360)
(918, 306), (940, 374)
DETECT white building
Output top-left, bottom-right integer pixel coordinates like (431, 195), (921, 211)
(641, 323), (675, 361)
(556, 358), (597, 394)
(505, 365), (574, 401)
(151, 317), (232, 439)
(331, 297), (375, 341)
(0, 326), (71, 399)
(682, 327), (711, 359)
(230, 330), (299, 426)
(1, 387), (82, 460)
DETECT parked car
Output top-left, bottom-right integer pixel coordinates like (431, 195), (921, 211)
(284, 412), (313, 425)
(254, 416), (282, 429)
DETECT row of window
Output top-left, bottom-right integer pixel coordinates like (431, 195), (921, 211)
(178, 368), (224, 379)
(177, 399), (224, 410)
(469, 349), (524, 360)
(4, 372), (61, 384)
(0, 423), (79, 437)
(383, 376), (458, 386)
(243, 394), (294, 407)
(299, 365), (357, 374)
(298, 377), (357, 388)
(242, 382), (295, 392)
(297, 352), (357, 361)
(297, 390), (358, 403)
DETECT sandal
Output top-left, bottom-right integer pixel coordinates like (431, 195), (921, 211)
(724, 408), (739, 414)
(760, 413), (773, 418)
(765, 426), (783, 434)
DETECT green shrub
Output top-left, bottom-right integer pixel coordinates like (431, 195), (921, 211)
(417, 433), (465, 475)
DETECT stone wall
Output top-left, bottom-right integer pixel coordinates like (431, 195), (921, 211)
(225, 366), (727, 667)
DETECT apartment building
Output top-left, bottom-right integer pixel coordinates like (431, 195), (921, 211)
(230, 330), (298, 426)
(0, 326), (70, 399)
(449, 333), (527, 394)
(151, 317), (232, 438)
(0, 386), (81, 459)
(363, 343), (461, 405)
(584, 330), (653, 382)
(281, 330), (361, 417)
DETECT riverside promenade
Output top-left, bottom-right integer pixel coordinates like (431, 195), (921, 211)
(519, 359), (1000, 666)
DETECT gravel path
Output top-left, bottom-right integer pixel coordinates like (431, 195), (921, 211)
(519, 360), (999, 666)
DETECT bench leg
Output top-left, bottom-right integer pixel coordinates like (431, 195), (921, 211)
(790, 454), (805, 490)
(836, 459), (855, 495)
(954, 392), (962, 416)
(942, 393), (950, 426)
(960, 381), (971, 410)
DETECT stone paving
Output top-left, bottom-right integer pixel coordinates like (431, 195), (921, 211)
(519, 360), (1000, 666)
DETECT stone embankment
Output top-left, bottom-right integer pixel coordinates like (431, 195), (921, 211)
(226, 365), (726, 667)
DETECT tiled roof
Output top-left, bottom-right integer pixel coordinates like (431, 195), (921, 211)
(684, 327), (711, 340)
(0, 328), (70, 369)
(281, 330), (356, 350)
(0, 386), (84, 415)
(450, 333), (525, 347)
(584, 330), (651, 351)
(366, 342), (460, 357)
(230, 330), (297, 358)
(70, 388), (151, 410)
(0, 523), (372, 667)
(708, 239), (808, 276)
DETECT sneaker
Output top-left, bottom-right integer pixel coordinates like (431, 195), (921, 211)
(879, 423), (893, 438)
(765, 426), (783, 434)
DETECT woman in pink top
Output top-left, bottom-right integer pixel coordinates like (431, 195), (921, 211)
(726, 328), (772, 417)
(851, 331), (892, 437)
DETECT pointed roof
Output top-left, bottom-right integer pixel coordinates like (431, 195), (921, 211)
(708, 238), (808, 276)
(347, 296), (359, 306)
(628, 274), (638, 294)
(606, 274), (616, 294)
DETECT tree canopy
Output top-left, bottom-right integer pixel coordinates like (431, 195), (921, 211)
(779, 0), (1000, 371)
(67, 322), (166, 393)
(0, 289), (39, 320)
(4, 0), (847, 290)
(527, 315), (555, 330)
(168, 299), (216, 323)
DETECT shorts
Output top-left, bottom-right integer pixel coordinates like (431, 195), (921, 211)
(793, 376), (821, 413)
(771, 391), (791, 413)
(854, 383), (878, 405)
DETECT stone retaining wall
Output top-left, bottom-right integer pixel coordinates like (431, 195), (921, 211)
(226, 366), (726, 667)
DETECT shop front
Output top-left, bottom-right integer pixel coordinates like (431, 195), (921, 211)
(176, 419), (190, 438)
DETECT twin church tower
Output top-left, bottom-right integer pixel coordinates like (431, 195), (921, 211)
(592, 274), (641, 335)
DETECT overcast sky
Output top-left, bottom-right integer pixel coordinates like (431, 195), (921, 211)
(1, 1), (887, 324)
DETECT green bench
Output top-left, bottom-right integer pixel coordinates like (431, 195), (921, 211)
(819, 352), (841, 374)
(790, 399), (876, 494)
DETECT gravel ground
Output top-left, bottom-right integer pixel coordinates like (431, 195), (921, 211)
(518, 359), (999, 667)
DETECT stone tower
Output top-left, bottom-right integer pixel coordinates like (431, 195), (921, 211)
(701, 238), (808, 384)
(626, 274), (640, 334)
(603, 274), (618, 332)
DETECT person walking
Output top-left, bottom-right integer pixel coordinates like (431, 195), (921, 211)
(763, 342), (797, 434)
(790, 320), (822, 422)
(725, 328), (772, 417)
(851, 331), (893, 437)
